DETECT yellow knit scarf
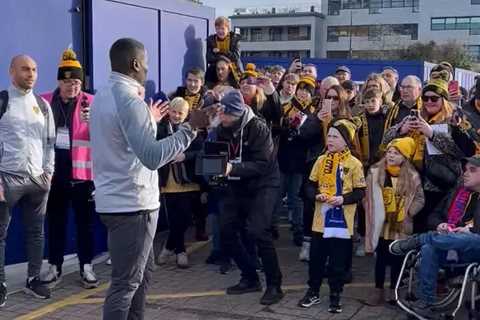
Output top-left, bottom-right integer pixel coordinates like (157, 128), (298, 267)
(216, 35), (230, 54)
(317, 149), (351, 199)
(184, 93), (201, 111)
(382, 166), (406, 233)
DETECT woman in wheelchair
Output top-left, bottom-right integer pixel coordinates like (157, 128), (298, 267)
(389, 155), (480, 318)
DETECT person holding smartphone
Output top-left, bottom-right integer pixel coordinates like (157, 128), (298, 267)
(382, 78), (466, 234)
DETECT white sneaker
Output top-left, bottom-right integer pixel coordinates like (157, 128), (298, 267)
(42, 264), (61, 288)
(299, 241), (310, 262)
(176, 252), (189, 269)
(80, 264), (98, 289)
(156, 248), (174, 265)
(355, 240), (366, 257)
(81, 264), (99, 289)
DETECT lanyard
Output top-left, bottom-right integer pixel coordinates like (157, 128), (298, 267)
(229, 128), (243, 161)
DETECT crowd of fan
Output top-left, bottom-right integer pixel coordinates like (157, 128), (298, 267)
(0, 15), (479, 320)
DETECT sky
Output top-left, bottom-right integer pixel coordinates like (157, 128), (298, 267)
(202, 0), (322, 18)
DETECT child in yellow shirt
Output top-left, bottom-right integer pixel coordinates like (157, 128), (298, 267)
(298, 119), (366, 313)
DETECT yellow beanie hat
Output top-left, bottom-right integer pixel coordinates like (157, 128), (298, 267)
(387, 137), (416, 160)
(57, 48), (83, 81)
(241, 63), (258, 80)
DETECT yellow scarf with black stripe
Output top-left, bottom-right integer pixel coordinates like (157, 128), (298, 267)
(318, 149), (351, 199)
(382, 166), (406, 234)
(184, 93), (201, 111)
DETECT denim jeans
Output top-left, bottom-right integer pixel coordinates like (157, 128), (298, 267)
(281, 173), (304, 238)
(418, 231), (480, 304)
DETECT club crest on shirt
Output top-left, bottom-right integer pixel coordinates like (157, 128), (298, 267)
(32, 105), (40, 115)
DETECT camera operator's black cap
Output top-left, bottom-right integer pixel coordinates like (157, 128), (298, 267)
(463, 155), (480, 167)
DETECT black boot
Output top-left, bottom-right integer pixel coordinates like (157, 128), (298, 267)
(226, 278), (262, 295)
(260, 286), (284, 305)
(328, 293), (342, 313)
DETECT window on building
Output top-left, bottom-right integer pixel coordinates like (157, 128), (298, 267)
(343, 0), (366, 9)
(471, 17), (480, 34)
(269, 27), (283, 41)
(431, 18), (446, 30)
(239, 28), (249, 41)
(250, 28), (265, 42)
(241, 50), (310, 58)
(472, 0), (480, 4)
(445, 17), (456, 29)
(431, 16), (480, 33)
(328, 23), (417, 42)
(466, 45), (480, 61)
(287, 26), (311, 41)
(328, 0), (341, 15)
(456, 17), (471, 30)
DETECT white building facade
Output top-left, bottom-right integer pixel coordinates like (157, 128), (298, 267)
(230, 0), (480, 62)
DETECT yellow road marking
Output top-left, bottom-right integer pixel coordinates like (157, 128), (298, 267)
(15, 283), (109, 320)
(16, 237), (372, 319)
(16, 239), (212, 320)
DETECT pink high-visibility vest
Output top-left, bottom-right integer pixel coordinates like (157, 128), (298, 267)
(41, 91), (93, 181)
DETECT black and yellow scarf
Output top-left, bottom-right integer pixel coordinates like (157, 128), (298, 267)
(317, 149), (351, 199)
(184, 93), (202, 111)
(382, 166), (406, 233)
(216, 34), (230, 54)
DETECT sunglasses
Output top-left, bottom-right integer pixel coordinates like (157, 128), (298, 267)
(325, 95), (339, 101)
(422, 95), (441, 103)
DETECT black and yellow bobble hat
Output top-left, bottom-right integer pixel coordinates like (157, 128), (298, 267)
(422, 78), (449, 100)
(241, 63), (258, 80)
(57, 48), (83, 81)
(331, 119), (357, 147)
(297, 75), (316, 96)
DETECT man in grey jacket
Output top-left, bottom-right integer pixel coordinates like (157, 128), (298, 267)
(0, 55), (55, 307)
(90, 38), (206, 320)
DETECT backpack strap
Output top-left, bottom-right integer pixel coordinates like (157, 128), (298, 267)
(0, 90), (8, 120)
(33, 94), (54, 145)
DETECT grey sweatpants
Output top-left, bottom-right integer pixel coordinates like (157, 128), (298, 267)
(0, 172), (50, 283)
(100, 209), (158, 320)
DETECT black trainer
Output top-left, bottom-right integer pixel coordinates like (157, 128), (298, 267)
(389, 235), (422, 256)
(260, 286), (284, 305)
(0, 282), (6, 308)
(226, 279), (262, 295)
(298, 288), (321, 308)
(24, 277), (51, 299)
(328, 293), (342, 313)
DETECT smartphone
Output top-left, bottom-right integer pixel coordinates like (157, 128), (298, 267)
(322, 99), (332, 115)
(409, 109), (418, 119)
(448, 80), (460, 97)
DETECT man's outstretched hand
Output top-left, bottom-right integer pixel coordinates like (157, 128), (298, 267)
(149, 99), (169, 123)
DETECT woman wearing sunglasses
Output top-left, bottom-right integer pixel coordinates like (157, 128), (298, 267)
(382, 78), (473, 234)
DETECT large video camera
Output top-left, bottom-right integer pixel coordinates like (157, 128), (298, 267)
(195, 141), (230, 186)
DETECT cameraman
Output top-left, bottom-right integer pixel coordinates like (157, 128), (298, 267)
(209, 89), (284, 306)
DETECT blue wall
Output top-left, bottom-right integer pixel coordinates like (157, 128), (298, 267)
(0, 0), (83, 93)
(243, 57), (426, 83)
(0, 0), (214, 265)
